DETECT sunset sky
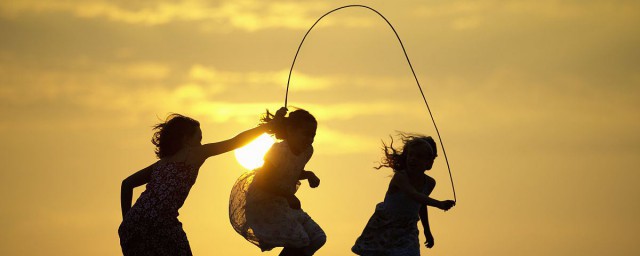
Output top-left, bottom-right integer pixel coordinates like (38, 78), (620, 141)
(1, 0), (639, 255)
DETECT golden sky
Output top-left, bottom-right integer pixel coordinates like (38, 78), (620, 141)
(1, 0), (639, 255)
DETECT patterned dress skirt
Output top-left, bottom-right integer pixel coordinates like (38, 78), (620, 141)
(118, 217), (192, 256)
(229, 170), (323, 251)
(352, 203), (421, 256)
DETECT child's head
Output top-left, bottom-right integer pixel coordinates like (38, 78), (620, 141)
(151, 113), (201, 159)
(377, 133), (438, 173)
(262, 108), (317, 151)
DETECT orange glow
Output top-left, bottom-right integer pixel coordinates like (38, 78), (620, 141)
(234, 133), (276, 170)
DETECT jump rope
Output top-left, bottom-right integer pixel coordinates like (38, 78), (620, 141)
(280, 5), (457, 203)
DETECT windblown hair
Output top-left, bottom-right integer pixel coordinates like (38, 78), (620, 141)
(151, 113), (200, 159)
(376, 133), (438, 171)
(260, 108), (317, 140)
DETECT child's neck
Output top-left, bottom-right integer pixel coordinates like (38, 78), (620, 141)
(406, 168), (423, 178)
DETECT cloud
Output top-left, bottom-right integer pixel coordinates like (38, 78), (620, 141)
(188, 65), (332, 91)
(315, 125), (379, 155)
(0, 52), (423, 156)
(171, 100), (409, 125)
(0, 58), (418, 132)
(0, 60), (173, 106)
(108, 62), (172, 81)
(0, 60), (337, 108)
(0, 0), (376, 31)
(411, 0), (640, 30)
(187, 65), (419, 95)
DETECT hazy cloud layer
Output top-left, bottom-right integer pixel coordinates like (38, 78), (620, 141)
(0, 0), (378, 31)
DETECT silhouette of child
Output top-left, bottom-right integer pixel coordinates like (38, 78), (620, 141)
(118, 108), (286, 256)
(229, 108), (325, 256)
(352, 134), (455, 256)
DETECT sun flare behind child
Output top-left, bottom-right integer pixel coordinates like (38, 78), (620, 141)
(234, 133), (276, 170)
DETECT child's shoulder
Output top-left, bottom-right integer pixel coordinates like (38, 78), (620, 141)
(394, 169), (408, 175)
(271, 141), (288, 151)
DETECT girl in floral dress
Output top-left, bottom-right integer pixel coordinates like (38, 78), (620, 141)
(230, 109), (326, 256)
(352, 134), (456, 256)
(118, 108), (286, 256)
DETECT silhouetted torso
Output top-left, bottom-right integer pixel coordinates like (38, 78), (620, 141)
(118, 161), (199, 256)
(383, 173), (435, 215)
(352, 172), (436, 256)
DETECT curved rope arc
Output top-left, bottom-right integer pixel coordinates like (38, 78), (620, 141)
(284, 4), (457, 202)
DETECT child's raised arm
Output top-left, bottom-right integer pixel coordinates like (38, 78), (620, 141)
(121, 162), (158, 218)
(390, 172), (454, 210)
(195, 107), (287, 161)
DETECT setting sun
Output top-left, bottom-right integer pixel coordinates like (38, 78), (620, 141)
(234, 133), (276, 170)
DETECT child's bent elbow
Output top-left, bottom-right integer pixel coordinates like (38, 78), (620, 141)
(121, 179), (133, 190)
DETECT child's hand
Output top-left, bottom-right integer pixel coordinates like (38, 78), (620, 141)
(286, 195), (301, 210)
(274, 107), (288, 120)
(265, 107), (287, 131)
(307, 172), (320, 188)
(424, 232), (435, 248)
(438, 200), (456, 211)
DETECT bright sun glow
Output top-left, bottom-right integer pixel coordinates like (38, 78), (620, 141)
(234, 133), (276, 170)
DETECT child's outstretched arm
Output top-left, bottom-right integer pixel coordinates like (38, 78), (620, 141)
(197, 125), (268, 158)
(419, 206), (435, 248)
(391, 172), (455, 211)
(121, 162), (158, 218)
(196, 107), (287, 160)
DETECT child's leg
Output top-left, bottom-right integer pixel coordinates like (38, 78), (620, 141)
(279, 247), (304, 256)
(278, 248), (291, 256)
(299, 217), (326, 256)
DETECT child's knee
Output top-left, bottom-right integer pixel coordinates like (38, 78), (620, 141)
(320, 233), (327, 246)
(302, 233), (326, 255)
(310, 232), (326, 250)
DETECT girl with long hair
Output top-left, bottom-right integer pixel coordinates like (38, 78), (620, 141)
(118, 108), (286, 255)
(352, 133), (455, 256)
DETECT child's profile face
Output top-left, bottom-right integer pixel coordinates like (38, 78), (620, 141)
(184, 127), (203, 146)
(406, 142), (436, 172)
(287, 122), (317, 153)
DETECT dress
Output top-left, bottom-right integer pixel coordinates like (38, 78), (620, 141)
(118, 161), (199, 256)
(352, 172), (436, 256)
(229, 141), (323, 251)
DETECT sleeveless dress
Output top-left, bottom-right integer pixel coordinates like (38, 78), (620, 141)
(118, 161), (199, 256)
(352, 172), (436, 256)
(229, 141), (323, 251)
